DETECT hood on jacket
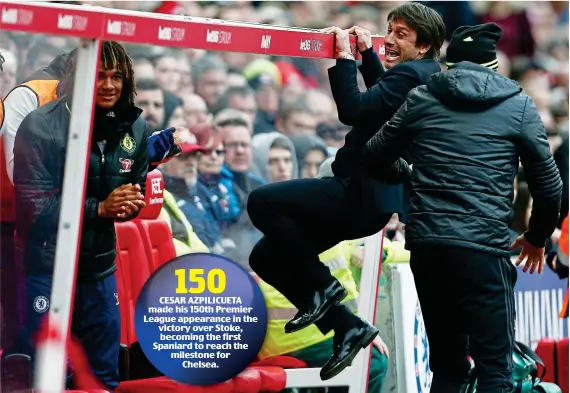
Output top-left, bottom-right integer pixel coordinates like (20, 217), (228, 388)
(252, 132), (298, 182)
(289, 134), (329, 177)
(317, 156), (336, 178)
(23, 49), (75, 83)
(427, 62), (522, 112)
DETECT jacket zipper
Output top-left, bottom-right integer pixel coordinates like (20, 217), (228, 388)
(97, 148), (107, 248)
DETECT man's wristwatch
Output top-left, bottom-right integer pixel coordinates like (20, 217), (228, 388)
(337, 51), (355, 61)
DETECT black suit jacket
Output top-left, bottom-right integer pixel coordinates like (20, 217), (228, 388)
(327, 50), (441, 221)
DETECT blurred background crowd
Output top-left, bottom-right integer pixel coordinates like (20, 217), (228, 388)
(0, 0), (568, 268)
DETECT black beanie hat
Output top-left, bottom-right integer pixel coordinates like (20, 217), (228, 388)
(445, 23), (502, 71)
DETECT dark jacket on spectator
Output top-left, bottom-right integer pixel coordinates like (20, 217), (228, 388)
(327, 49), (440, 222)
(163, 174), (222, 249)
(220, 165), (265, 270)
(365, 62), (563, 256)
(14, 97), (149, 281)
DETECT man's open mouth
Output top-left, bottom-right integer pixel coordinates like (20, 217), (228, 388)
(386, 49), (400, 61)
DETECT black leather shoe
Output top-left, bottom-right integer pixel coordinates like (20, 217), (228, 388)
(320, 319), (379, 381)
(284, 280), (347, 334)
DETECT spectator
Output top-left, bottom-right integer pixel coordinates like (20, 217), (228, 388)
(289, 134), (329, 179)
(22, 42), (64, 81)
(480, 2), (536, 58)
(316, 122), (345, 155)
(305, 89), (336, 125)
(251, 132), (298, 183)
(160, 187), (210, 256)
(152, 49), (186, 96)
(134, 78), (165, 131)
(192, 54), (228, 110)
(160, 140), (225, 253)
(214, 108), (252, 130)
(197, 132), (240, 228)
(132, 57), (155, 80)
(277, 98), (318, 136)
(176, 53), (193, 96)
(161, 92), (184, 129)
(215, 85), (257, 127)
(217, 117), (265, 268)
(226, 69), (248, 88)
(165, 104), (186, 130)
(182, 93), (212, 129)
(243, 59), (282, 134)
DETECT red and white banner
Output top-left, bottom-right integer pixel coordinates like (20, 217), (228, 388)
(0, 1), (385, 60)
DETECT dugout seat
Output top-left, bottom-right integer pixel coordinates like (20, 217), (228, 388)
(250, 356), (307, 369)
(535, 338), (557, 383)
(113, 245), (131, 381)
(114, 220), (159, 380)
(556, 337), (568, 393)
(248, 366), (287, 392)
(134, 170), (176, 271)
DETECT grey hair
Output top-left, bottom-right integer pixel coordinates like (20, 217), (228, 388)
(192, 54), (227, 83)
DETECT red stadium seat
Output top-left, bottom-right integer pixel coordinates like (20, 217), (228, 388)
(535, 338), (557, 383)
(113, 244), (131, 381)
(556, 338), (569, 393)
(115, 221), (152, 344)
(200, 380), (234, 393)
(118, 377), (234, 393)
(114, 220), (158, 379)
(117, 377), (204, 393)
(134, 170), (176, 270)
(248, 366), (286, 392)
(250, 356), (307, 369)
(232, 368), (262, 393)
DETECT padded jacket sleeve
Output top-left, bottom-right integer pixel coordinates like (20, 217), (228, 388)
(517, 97), (563, 247)
(364, 89), (419, 179)
(13, 111), (99, 240)
(328, 60), (421, 126)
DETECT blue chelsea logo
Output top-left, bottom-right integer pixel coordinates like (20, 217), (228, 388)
(414, 300), (432, 393)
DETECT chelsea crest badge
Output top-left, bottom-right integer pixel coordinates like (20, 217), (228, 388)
(120, 134), (136, 154)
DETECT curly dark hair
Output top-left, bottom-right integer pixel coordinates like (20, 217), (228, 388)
(0, 52), (4, 71)
(63, 41), (136, 106)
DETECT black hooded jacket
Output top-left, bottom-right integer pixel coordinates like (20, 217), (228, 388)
(23, 50), (74, 83)
(365, 62), (563, 255)
(14, 96), (149, 281)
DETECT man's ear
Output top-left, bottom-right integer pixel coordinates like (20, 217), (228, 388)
(418, 44), (431, 57)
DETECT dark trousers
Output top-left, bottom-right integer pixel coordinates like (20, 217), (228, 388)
(6, 273), (121, 391)
(247, 177), (393, 335)
(410, 245), (517, 393)
(1, 222), (24, 351)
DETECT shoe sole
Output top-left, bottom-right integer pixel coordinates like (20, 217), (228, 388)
(285, 288), (348, 334)
(320, 326), (379, 381)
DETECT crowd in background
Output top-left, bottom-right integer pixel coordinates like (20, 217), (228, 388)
(0, 0), (568, 268)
